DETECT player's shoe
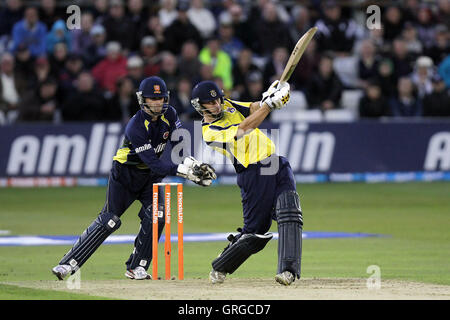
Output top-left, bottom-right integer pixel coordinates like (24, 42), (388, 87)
(125, 266), (151, 280)
(52, 264), (72, 280)
(209, 270), (226, 284)
(275, 271), (295, 286)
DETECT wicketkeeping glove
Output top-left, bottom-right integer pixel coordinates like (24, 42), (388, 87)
(177, 156), (217, 186)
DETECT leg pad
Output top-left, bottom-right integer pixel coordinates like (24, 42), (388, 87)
(212, 233), (273, 274)
(60, 212), (121, 273)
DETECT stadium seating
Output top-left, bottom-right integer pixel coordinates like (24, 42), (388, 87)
(340, 89), (364, 115)
(271, 109), (323, 122)
(333, 56), (360, 88)
(324, 109), (357, 122)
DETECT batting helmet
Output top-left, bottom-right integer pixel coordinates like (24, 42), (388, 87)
(136, 76), (170, 116)
(191, 81), (224, 120)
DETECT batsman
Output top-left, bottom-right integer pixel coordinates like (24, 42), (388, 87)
(52, 76), (216, 281)
(191, 80), (303, 286)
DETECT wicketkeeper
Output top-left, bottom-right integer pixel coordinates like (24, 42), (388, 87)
(52, 76), (216, 280)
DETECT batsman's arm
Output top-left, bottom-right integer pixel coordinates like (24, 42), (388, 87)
(234, 103), (271, 140)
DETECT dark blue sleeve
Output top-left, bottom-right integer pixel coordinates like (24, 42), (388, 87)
(167, 107), (192, 157)
(169, 107), (183, 147)
(126, 119), (178, 176)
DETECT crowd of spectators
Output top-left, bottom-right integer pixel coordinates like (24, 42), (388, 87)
(0, 0), (449, 124)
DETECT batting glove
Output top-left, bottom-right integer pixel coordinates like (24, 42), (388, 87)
(260, 80), (280, 106)
(262, 82), (290, 111)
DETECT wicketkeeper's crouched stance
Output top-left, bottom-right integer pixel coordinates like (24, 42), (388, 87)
(191, 80), (302, 286)
(52, 77), (216, 280)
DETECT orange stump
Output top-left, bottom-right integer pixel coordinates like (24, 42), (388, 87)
(152, 184), (159, 280)
(151, 183), (184, 280)
(177, 183), (184, 280)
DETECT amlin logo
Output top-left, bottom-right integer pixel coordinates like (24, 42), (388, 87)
(7, 123), (123, 176)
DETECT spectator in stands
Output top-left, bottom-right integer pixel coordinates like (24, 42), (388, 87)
(438, 55), (450, 88)
(401, 22), (423, 58)
(103, 0), (135, 52)
(388, 77), (422, 117)
(248, 0), (290, 26)
(425, 25), (449, 65)
(126, 55), (145, 89)
(83, 24), (107, 68)
(187, 0), (217, 39)
(253, 1), (292, 56)
(33, 56), (55, 86)
(232, 48), (260, 99)
(376, 58), (397, 98)
(12, 6), (47, 57)
(127, 0), (148, 52)
(92, 0), (109, 24)
(39, 0), (63, 30)
(358, 79), (390, 118)
(170, 76), (193, 120)
(382, 5), (404, 42)
(140, 36), (161, 77)
(59, 53), (84, 98)
(403, 0), (420, 23)
(436, 0), (450, 29)
(0, 53), (26, 123)
(415, 4), (436, 49)
(164, 2), (202, 55)
(411, 56), (435, 99)
(357, 39), (380, 88)
(107, 76), (140, 122)
(390, 38), (414, 81)
(289, 4), (312, 44)
(138, 15), (166, 51)
(0, 0), (24, 37)
(178, 40), (201, 80)
(46, 20), (72, 54)
(423, 74), (450, 117)
(157, 51), (179, 92)
(14, 43), (34, 82)
(314, 0), (361, 54)
(227, 4), (256, 52)
(306, 54), (343, 111)
(159, 0), (178, 29)
(71, 12), (95, 56)
(62, 72), (107, 121)
(263, 46), (288, 89)
(48, 42), (68, 77)
(239, 71), (264, 102)
(91, 41), (128, 94)
(218, 15), (244, 63)
(367, 25), (389, 55)
(292, 38), (320, 91)
(192, 63), (215, 87)
(19, 77), (60, 122)
(199, 37), (233, 90)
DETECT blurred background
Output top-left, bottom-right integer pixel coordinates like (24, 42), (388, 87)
(0, 0), (449, 184)
(0, 1), (449, 296)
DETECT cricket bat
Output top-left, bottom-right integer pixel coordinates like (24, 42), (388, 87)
(279, 27), (318, 83)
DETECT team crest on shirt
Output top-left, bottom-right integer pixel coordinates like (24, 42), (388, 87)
(163, 131), (169, 139)
(226, 107), (236, 113)
(154, 85), (161, 93)
(210, 90), (217, 98)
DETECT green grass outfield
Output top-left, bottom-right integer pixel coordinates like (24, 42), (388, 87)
(0, 182), (449, 299)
